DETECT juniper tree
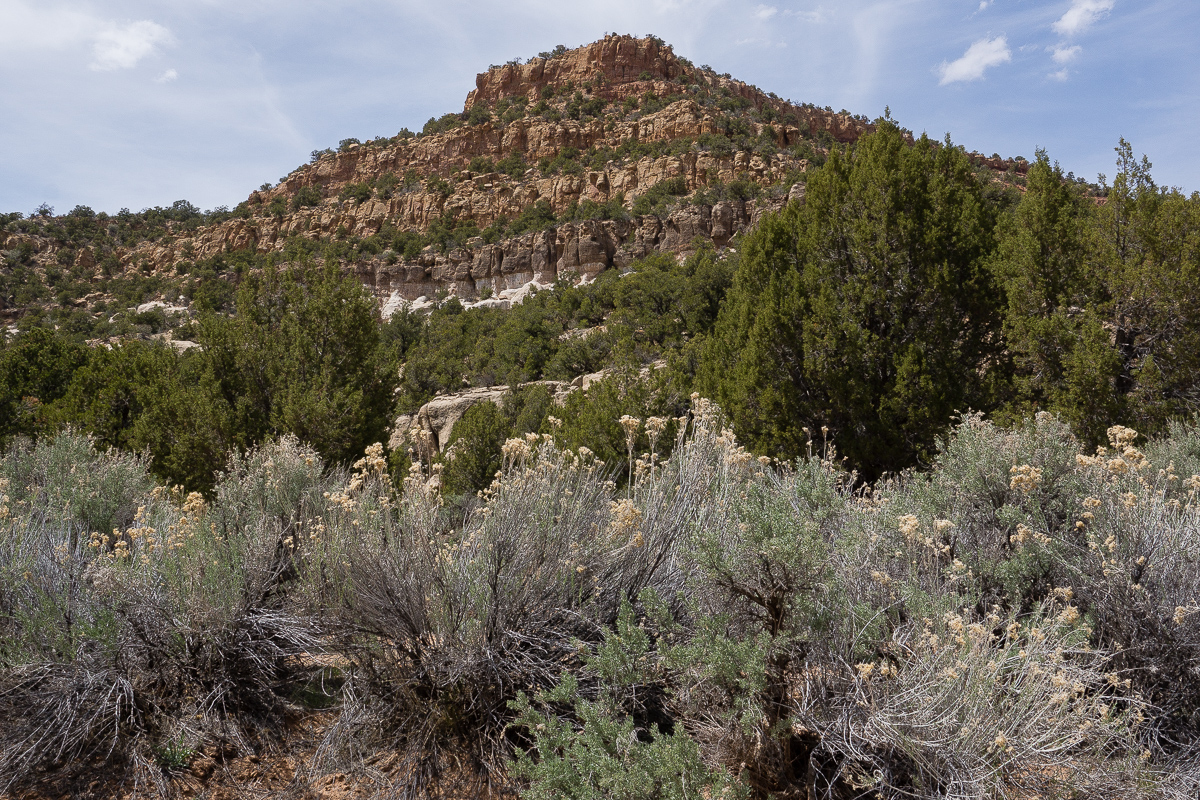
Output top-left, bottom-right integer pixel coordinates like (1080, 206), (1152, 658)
(702, 119), (1005, 478)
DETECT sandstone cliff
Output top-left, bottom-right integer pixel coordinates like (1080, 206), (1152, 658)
(464, 34), (865, 143)
(354, 190), (800, 305)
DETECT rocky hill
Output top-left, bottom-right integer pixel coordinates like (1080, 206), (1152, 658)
(1, 34), (1033, 328)
(162, 36), (865, 306)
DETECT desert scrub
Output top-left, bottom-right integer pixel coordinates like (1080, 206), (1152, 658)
(315, 432), (639, 791)
(665, 435), (851, 795)
(3, 406), (1200, 797)
(509, 599), (744, 800)
(0, 433), (330, 793)
(0, 434), (152, 672)
(0, 434), (163, 788)
(807, 600), (1151, 799)
(309, 400), (1200, 797)
(0, 430), (153, 546)
(311, 398), (748, 793)
(843, 415), (1200, 790)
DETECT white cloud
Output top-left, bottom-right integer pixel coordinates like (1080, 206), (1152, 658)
(938, 36), (1011, 85)
(1051, 44), (1081, 63)
(1052, 0), (1114, 37)
(0, 3), (93, 50)
(156, 68), (179, 83)
(90, 20), (172, 71)
(978, 1), (991, 9)
(754, 5), (778, 20)
(782, 7), (827, 23)
(0, 4), (173, 72)
(1049, 68), (1070, 81)
(735, 37), (787, 48)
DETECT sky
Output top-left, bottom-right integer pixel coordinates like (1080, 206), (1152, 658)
(2, 0), (1198, 215)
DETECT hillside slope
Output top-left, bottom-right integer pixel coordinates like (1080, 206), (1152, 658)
(1, 34), (1032, 328)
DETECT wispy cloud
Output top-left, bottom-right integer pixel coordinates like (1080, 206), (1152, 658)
(754, 4), (778, 20)
(156, 68), (179, 83)
(938, 36), (1011, 85)
(0, 3), (93, 50)
(1052, 0), (1114, 37)
(783, 7), (827, 23)
(0, 5), (173, 71)
(90, 20), (172, 71)
(1049, 68), (1070, 81)
(1051, 44), (1082, 63)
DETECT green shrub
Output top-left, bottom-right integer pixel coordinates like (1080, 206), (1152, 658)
(441, 399), (509, 496)
(468, 156), (495, 174)
(507, 199), (557, 236)
(631, 177), (688, 216)
(467, 105), (493, 126)
(422, 113), (463, 136)
(560, 196), (629, 224)
(496, 152), (529, 179)
(539, 147), (583, 177)
(565, 93), (607, 121)
(500, 100), (527, 125)
(426, 175), (453, 198)
(337, 182), (371, 204)
(374, 171), (400, 199)
(510, 600), (744, 800)
(292, 184), (323, 210)
(0, 328), (88, 444)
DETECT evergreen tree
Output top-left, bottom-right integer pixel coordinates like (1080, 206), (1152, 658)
(991, 141), (1200, 445)
(441, 400), (509, 496)
(990, 151), (1121, 442)
(702, 120), (1005, 478)
(0, 328), (87, 444)
(1089, 141), (1200, 437)
(50, 342), (224, 492)
(199, 259), (394, 471)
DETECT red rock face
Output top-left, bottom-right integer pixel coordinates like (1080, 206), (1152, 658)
(465, 35), (684, 108)
(463, 34), (866, 145)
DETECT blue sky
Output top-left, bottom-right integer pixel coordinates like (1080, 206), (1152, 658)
(2, 0), (1197, 215)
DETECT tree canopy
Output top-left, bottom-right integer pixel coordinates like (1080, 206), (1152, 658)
(702, 120), (1007, 478)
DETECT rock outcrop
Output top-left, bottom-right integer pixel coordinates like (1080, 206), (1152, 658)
(463, 35), (866, 144)
(390, 381), (574, 453)
(391, 387), (510, 453)
(389, 359), (668, 455)
(84, 91), (814, 303)
(356, 193), (787, 306)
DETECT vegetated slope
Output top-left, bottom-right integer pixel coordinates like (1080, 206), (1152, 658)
(1, 33), (1191, 499)
(0, 34), (1033, 334)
